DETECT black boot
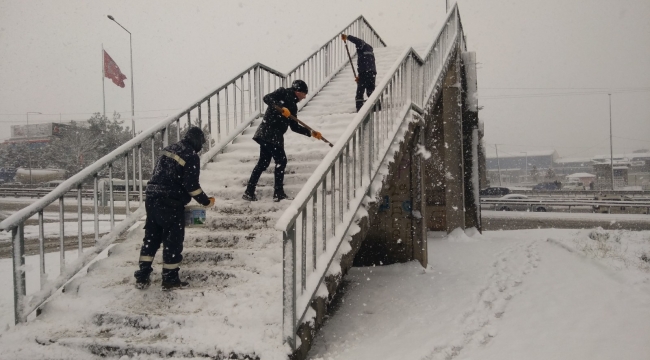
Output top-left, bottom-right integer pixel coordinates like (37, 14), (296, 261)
(273, 190), (293, 202)
(356, 99), (365, 113)
(161, 268), (189, 291)
(134, 261), (153, 290)
(242, 186), (258, 201)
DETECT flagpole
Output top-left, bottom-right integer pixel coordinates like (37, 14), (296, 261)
(102, 44), (106, 117)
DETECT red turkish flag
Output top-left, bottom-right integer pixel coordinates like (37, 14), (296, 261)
(103, 50), (127, 88)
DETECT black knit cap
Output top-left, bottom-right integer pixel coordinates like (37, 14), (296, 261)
(183, 126), (206, 152)
(291, 79), (308, 94)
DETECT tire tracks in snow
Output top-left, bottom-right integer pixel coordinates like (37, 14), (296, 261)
(422, 239), (541, 360)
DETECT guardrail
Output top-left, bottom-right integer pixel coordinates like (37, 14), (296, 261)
(275, 4), (464, 350)
(481, 198), (650, 214)
(510, 189), (650, 198)
(0, 16), (385, 325)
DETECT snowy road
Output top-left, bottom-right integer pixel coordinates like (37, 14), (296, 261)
(308, 229), (650, 360)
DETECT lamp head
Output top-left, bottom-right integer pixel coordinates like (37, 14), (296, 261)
(107, 15), (115, 21)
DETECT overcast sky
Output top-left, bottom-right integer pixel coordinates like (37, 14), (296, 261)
(1, 0), (649, 160)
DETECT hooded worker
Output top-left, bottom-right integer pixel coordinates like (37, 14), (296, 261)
(134, 126), (215, 290)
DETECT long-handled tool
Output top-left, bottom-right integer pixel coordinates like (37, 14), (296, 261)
(343, 37), (358, 81)
(273, 105), (334, 147)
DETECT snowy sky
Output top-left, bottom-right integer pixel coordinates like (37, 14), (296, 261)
(1, 0), (649, 159)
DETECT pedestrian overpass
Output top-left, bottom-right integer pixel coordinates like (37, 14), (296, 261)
(0, 4), (480, 359)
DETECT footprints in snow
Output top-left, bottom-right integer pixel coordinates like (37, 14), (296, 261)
(424, 240), (541, 360)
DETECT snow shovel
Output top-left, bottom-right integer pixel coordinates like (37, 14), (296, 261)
(273, 105), (334, 148)
(343, 38), (358, 81)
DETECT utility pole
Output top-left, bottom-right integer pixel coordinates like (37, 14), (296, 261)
(609, 93), (614, 190)
(495, 144), (502, 186)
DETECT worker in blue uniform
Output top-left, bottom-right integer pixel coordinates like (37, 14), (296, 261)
(342, 34), (379, 112)
(243, 80), (322, 202)
(134, 126), (215, 290)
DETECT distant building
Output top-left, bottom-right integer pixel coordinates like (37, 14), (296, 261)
(2, 121), (90, 147)
(566, 172), (596, 187)
(486, 150), (558, 184)
(555, 157), (593, 176)
(592, 153), (650, 174)
(593, 161), (630, 190)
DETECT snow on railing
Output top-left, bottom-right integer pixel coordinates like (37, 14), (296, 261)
(1, 15), (385, 325)
(275, 4), (464, 350)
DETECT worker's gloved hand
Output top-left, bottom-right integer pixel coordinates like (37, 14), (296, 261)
(312, 131), (323, 140)
(341, 34), (347, 41)
(281, 107), (291, 118)
(355, 76), (359, 83)
(206, 197), (215, 207)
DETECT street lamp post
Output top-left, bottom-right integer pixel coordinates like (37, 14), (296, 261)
(608, 93), (614, 190)
(108, 15), (137, 192)
(26, 112), (42, 186)
(107, 15), (135, 135)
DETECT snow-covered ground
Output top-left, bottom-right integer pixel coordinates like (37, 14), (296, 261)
(308, 228), (650, 360)
(0, 246), (112, 333)
(2, 227), (648, 359)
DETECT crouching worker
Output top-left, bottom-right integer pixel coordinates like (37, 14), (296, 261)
(134, 126), (215, 290)
(243, 80), (322, 202)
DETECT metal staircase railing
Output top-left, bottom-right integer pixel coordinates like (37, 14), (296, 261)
(0, 16), (385, 325)
(275, 4), (466, 350)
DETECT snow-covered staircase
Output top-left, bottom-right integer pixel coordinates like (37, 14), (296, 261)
(0, 46), (407, 360)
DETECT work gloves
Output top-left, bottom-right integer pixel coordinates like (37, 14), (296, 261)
(207, 197), (216, 207)
(281, 107), (291, 118)
(355, 76), (359, 83)
(312, 131), (323, 140)
(341, 34), (347, 41)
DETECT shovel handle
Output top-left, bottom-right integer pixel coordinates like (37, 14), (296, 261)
(273, 105), (334, 147)
(343, 40), (358, 79)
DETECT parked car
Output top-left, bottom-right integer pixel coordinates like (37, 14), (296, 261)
(479, 187), (510, 197)
(495, 194), (547, 212)
(532, 181), (561, 191)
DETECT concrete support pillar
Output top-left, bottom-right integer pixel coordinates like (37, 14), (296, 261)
(423, 96), (446, 231)
(442, 50), (465, 232)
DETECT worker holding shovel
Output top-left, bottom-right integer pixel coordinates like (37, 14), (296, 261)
(243, 80), (325, 202)
(342, 34), (379, 112)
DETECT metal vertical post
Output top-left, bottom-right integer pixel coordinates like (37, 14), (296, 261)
(322, 179), (327, 250)
(94, 175), (99, 243)
(38, 211), (45, 288)
(12, 225), (26, 324)
(301, 210), (307, 291)
(125, 155), (130, 215)
(59, 197), (65, 272)
(282, 223), (297, 351)
(77, 185), (83, 256)
(312, 192), (317, 270)
(138, 146), (143, 203)
(331, 166), (336, 236)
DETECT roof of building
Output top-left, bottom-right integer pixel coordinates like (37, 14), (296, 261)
(567, 172), (596, 178)
(555, 157), (593, 164)
(486, 150), (557, 159)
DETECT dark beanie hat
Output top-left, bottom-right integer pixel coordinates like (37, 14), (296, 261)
(183, 126), (206, 152)
(291, 79), (308, 94)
